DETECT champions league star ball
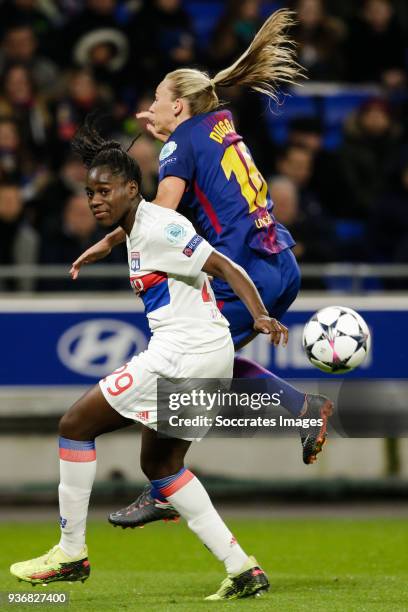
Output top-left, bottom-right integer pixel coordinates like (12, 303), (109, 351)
(302, 306), (371, 374)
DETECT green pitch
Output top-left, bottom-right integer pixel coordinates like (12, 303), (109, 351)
(1, 518), (407, 611)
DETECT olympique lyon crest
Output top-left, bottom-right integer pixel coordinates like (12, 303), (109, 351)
(130, 251), (140, 272)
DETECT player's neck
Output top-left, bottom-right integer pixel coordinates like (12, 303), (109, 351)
(119, 194), (143, 235)
(172, 111), (192, 131)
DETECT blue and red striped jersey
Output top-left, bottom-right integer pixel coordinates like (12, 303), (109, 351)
(158, 109), (295, 270)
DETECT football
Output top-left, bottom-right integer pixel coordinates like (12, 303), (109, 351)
(302, 306), (371, 374)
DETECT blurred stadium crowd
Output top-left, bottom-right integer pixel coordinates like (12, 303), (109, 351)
(0, 0), (408, 292)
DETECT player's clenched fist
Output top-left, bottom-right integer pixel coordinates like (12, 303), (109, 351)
(253, 315), (289, 347)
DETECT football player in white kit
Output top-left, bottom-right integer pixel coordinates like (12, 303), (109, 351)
(10, 116), (288, 601)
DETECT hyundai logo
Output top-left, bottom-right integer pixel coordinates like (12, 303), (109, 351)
(57, 319), (148, 377)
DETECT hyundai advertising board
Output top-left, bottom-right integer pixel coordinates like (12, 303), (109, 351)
(0, 296), (406, 386)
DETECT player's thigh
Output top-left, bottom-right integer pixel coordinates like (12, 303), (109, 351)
(59, 384), (133, 440)
(218, 249), (300, 347)
(218, 259), (283, 347)
(269, 249), (301, 320)
(99, 350), (164, 430)
(217, 299), (255, 348)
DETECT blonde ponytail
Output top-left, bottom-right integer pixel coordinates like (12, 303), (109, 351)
(212, 9), (301, 99)
(166, 9), (302, 114)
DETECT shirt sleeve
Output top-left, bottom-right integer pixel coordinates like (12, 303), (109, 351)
(148, 214), (213, 277)
(158, 129), (195, 185)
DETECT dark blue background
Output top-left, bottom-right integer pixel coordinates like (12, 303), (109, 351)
(0, 309), (406, 385)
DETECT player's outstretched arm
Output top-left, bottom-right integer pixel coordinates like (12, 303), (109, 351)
(70, 227), (126, 280)
(202, 251), (288, 347)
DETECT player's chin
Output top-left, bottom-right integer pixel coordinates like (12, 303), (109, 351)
(94, 212), (112, 226)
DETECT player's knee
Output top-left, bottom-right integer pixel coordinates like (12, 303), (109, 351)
(58, 409), (94, 441)
(58, 411), (81, 439)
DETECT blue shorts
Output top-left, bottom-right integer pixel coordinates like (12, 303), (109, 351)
(214, 248), (301, 347)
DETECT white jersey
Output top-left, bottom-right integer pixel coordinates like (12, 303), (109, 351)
(126, 199), (230, 353)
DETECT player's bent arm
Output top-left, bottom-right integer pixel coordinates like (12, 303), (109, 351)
(202, 251), (288, 346)
(153, 176), (186, 210)
(105, 226), (126, 247)
(70, 227), (126, 280)
(203, 251), (267, 319)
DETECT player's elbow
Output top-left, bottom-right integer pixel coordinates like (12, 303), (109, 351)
(203, 251), (239, 280)
(216, 259), (242, 282)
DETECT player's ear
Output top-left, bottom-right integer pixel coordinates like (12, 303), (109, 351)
(173, 98), (183, 116)
(128, 180), (139, 199)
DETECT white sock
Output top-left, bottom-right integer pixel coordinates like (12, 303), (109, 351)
(153, 469), (249, 575)
(58, 437), (96, 558)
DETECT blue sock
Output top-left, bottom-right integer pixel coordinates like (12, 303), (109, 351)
(150, 467), (187, 502)
(150, 484), (167, 502)
(234, 356), (305, 417)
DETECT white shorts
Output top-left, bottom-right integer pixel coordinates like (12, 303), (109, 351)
(99, 339), (234, 432)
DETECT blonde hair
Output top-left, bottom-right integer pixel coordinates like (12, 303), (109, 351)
(165, 9), (302, 115)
